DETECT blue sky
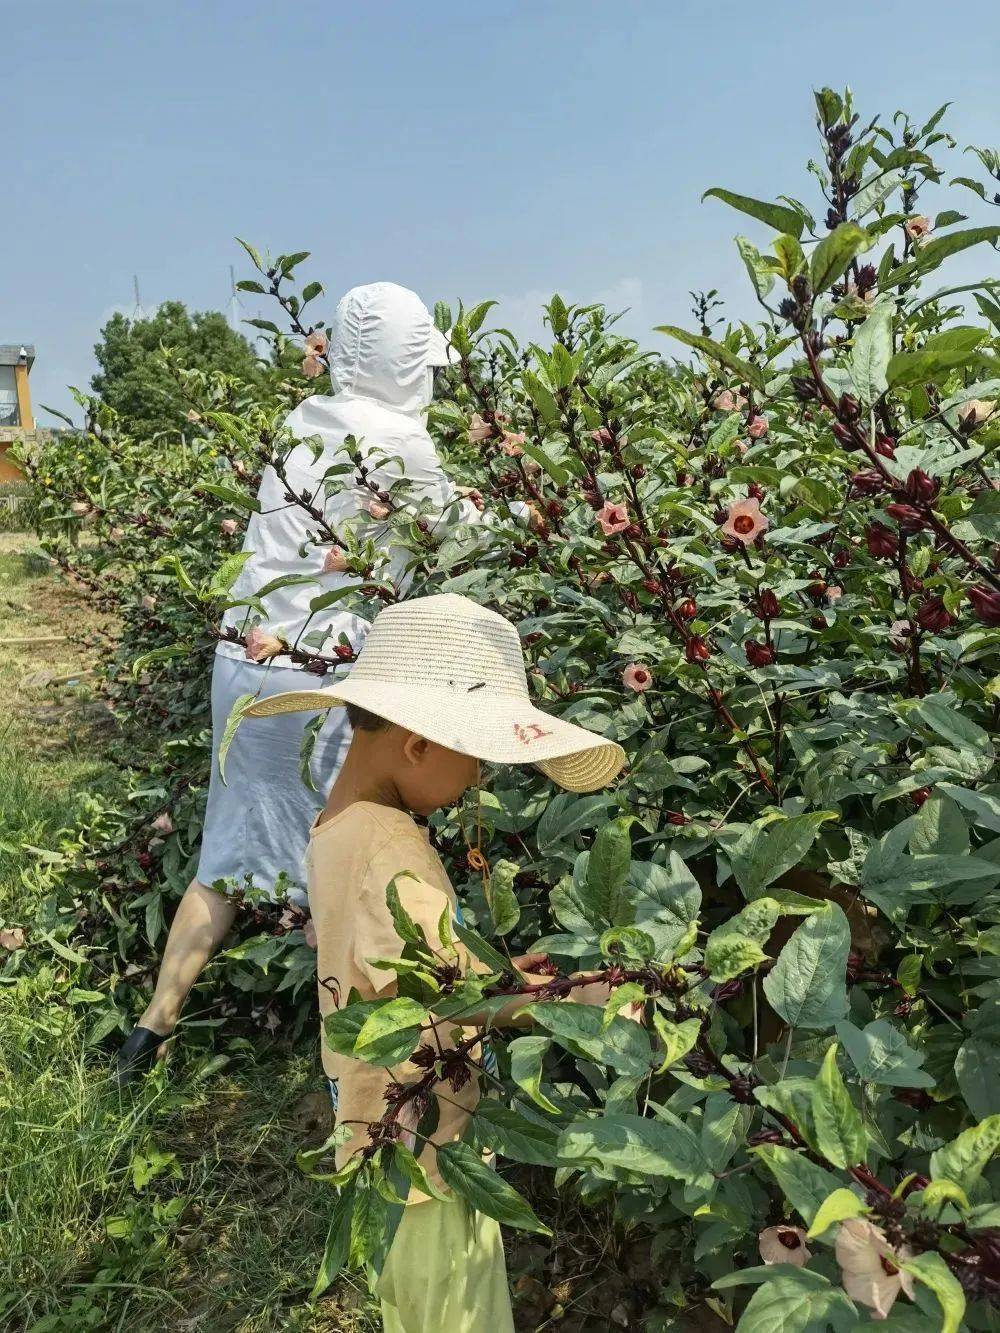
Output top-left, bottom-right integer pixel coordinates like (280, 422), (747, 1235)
(5, 0), (999, 421)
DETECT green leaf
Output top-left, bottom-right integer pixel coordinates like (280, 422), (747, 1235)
(652, 1014), (701, 1072)
(725, 1270), (856, 1333)
(655, 326), (764, 391)
(736, 236), (778, 301)
(885, 226), (1000, 289)
(836, 1019), (934, 1088)
(436, 1141), (551, 1235)
(485, 858), (520, 936)
(955, 1036), (1000, 1119)
(909, 792), (968, 857)
(208, 550), (254, 599)
(931, 1114), (1000, 1195)
(702, 187), (805, 238)
(730, 812), (838, 899)
(807, 1188), (867, 1239)
(472, 1101), (561, 1166)
(762, 902), (850, 1029)
(850, 299), (894, 404)
(887, 327), (988, 388)
(528, 1002), (653, 1077)
(218, 693), (255, 784)
(631, 853), (702, 960)
(536, 793), (609, 855)
(309, 1181), (355, 1300)
(201, 482), (261, 513)
(703, 930), (767, 983)
(520, 438), (568, 486)
(811, 1044), (866, 1169)
(809, 222), (872, 294)
(452, 921), (509, 976)
(901, 1251), (965, 1333)
(309, 585), (360, 614)
(384, 874), (428, 947)
(354, 997), (428, 1062)
(752, 1144), (842, 1224)
(585, 818), (633, 928)
(301, 280), (323, 304)
(392, 1143), (450, 1202)
(559, 1110), (714, 1189)
(965, 490), (1000, 541)
(508, 1035), (560, 1115)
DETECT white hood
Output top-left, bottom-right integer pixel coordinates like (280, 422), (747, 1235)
(329, 281), (449, 419)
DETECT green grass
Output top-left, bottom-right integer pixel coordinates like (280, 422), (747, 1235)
(0, 542), (377, 1333)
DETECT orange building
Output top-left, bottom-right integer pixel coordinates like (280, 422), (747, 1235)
(0, 344), (38, 481)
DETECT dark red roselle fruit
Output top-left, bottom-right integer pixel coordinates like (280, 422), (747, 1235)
(744, 640), (776, 667)
(969, 586), (1000, 627)
(886, 503), (925, 533)
(903, 468), (939, 505)
(676, 598), (698, 620)
(915, 596), (954, 633)
(753, 588), (781, 620)
(866, 523), (898, 558)
(685, 636), (711, 663)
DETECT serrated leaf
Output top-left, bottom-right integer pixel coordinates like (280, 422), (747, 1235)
(437, 1140), (551, 1235)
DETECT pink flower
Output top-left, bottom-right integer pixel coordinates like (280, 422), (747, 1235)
(305, 330), (328, 356)
(721, 497), (768, 545)
(303, 919), (317, 950)
(835, 1218), (914, 1319)
(301, 354), (324, 379)
(712, 389), (740, 412)
(596, 501), (630, 536)
(759, 1225), (811, 1268)
(747, 415), (769, 439)
(323, 546), (349, 574)
(141, 594), (157, 612)
(959, 398), (996, 429)
(904, 215), (932, 241)
(734, 440), (749, 456)
(500, 431), (525, 457)
(244, 626), (285, 662)
(220, 518), (238, 536)
(827, 585), (843, 602)
(151, 812), (174, 836)
(0, 927), (26, 951)
(622, 663), (653, 692)
(368, 500), (391, 520)
(468, 414), (493, 443)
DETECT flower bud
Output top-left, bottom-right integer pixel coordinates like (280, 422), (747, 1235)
(676, 598), (698, 620)
(368, 501), (391, 520)
(831, 421), (857, 449)
(220, 518), (238, 536)
(747, 482), (765, 501)
(910, 786), (932, 809)
(591, 427), (614, 447)
(151, 812), (174, 835)
(915, 595), (953, 633)
(335, 644), (354, 660)
(969, 586), (1000, 626)
(866, 523), (897, 558)
(838, 393), (860, 422)
(744, 639), (776, 667)
(244, 627), (285, 662)
(790, 274), (811, 304)
(850, 469), (883, 498)
(874, 434), (896, 459)
(902, 469), (938, 505)
(747, 415), (769, 439)
(885, 503), (925, 533)
(685, 635), (711, 663)
(791, 375), (818, 402)
(754, 588), (781, 619)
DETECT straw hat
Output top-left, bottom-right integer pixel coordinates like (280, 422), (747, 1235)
(246, 593), (625, 793)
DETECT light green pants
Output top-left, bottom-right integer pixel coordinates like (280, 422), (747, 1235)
(376, 1199), (514, 1333)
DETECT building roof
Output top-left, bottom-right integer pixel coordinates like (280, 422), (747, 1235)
(0, 345), (35, 369)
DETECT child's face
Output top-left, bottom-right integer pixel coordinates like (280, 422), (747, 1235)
(397, 734), (480, 817)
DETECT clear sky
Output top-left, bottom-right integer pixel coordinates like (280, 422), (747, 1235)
(5, 0), (1000, 421)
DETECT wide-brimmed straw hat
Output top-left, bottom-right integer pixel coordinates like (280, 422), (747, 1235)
(245, 593), (625, 793)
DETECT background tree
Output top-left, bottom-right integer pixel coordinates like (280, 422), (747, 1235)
(91, 301), (261, 438)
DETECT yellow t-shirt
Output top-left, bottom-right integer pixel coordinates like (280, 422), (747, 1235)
(307, 801), (484, 1196)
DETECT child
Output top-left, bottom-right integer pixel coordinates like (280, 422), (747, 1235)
(246, 592), (625, 1332)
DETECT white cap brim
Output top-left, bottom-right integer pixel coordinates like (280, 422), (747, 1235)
(246, 680), (624, 794)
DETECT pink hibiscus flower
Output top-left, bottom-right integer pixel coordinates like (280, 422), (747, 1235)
(596, 501), (630, 536)
(622, 663), (653, 692)
(835, 1218), (914, 1319)
(721, 497), (768, 545)
(759, 1225), (811, 1268)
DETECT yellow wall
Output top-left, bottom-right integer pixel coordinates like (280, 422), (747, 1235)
(14, 362), (33, 429)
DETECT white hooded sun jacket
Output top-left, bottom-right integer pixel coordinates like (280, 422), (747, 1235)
(218, 282), (510, 665)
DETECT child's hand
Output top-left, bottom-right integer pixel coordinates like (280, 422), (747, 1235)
(511, 952), (553, 973)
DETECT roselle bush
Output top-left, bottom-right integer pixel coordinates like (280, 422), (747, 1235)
(12, 88), (1000, 1326)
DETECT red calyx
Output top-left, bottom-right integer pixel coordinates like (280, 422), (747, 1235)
(885, 502), (925, 533)
(902, 468), (939, 505)
(744, 639), (776, 667)
(915, 595), (954, 633)
(866, 523), (898, 558)
(969, 586), (1000, 626)
(676, 598), (698, 620)
(754, 588), (781, 620)
(910, 786), (932, 809)
(875, 434), (896, 458)
(685, 636), (711, 663)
